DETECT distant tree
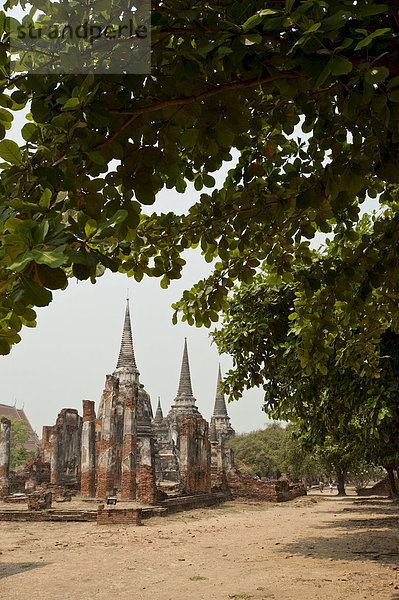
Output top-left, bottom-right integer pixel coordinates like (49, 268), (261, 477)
(279, 424), (321, 481)
(8, 417), (34, 470)
(347, 465), (386, 491)
(227, 423), (320, 480)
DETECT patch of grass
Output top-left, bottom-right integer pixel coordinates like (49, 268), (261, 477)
(189, 575), (208, 581)
(228, 594), (254, 599)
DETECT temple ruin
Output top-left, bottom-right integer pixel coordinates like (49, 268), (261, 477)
(0, 300), (306, 509)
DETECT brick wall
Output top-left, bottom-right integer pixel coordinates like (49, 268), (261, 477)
(28, 491), (52, 510)
(179, 416), (211, 495)
(138, 464), (157, 505)
(97, 507), (142, 525)
(227, 470), (306, 502)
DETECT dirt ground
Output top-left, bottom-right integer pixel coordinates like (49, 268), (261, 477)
(1, 490), (398, 600)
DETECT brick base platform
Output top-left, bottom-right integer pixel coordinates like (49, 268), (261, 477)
(0, 510), (97, 522)
(0, 492), (230, 523)
(97, 507), (142, 525)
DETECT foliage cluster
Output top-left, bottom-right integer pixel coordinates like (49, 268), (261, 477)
(8, 416), (34, 470)
(0, 1), (398, 373)
(213, 266), (399, 494)
(228, 423), (385, 488)
(227, 423), (320, 480)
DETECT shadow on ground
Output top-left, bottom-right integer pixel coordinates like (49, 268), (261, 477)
(0, 562), (49, 579)
(280, 498), (399, 567)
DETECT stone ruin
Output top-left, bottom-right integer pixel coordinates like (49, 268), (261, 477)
(0, 300), (306, 507)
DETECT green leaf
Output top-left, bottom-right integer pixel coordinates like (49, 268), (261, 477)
(31, 249), (65, 268)
(194, 175), (203, 191)
(354, 28), (391, 51)
(304, 23), (321, 34)
(12, 277), (52, 307)
(36, 265), (67, 290)
(203, 174), (216, 188)
(8, 252), (34, 272)
(330, 56), (352, 76)
(160, 275), (169, 289)
(21, 123), (36, 141)
(242, 9), (278, 31)
(93, 210), (128, 236)
(388, 89), (399, 102)
(85, 219), (97, 237)
(62, 97), (80, 111)
(0, 139), (23, 165)
(285, 0), (294, 12)
(88, 151), (106, 165)
(39, 188), (52, 209)
(365, 66), (389, 84)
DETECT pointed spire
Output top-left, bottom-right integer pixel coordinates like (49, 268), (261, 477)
(169, 338), (202, 417)
(154, 397), (163, 422)
(116, 298), (137, 369)
(177, 338), (193, 397)
(213, 364), (228, 417)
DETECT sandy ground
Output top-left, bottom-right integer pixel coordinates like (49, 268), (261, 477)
(0, 491), (398, 600)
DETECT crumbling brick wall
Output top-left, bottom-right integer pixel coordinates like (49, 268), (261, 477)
(227, 469), (306, 502)
(81, 400), (96, 497)
(210, 441), (230, 493)
(179, 416), (211, 495)
(28, 491), (52, 510)
(45, 409), (82, 488)
(97, 376), (118, 499)
(120, 389), (137, 500)
(9, 455), (50, 494)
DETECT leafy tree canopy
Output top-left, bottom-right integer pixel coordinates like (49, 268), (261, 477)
(0, 1), (399, 357)
(8, 416), (33, 470)
(227, 422), (320, 480)
(213, 268), (399, 492)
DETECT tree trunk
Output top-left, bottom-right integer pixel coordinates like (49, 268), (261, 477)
(336, 468), (347, 496)
(385, 465), (399, 498)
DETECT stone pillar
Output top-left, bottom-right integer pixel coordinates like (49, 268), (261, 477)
(81, 400), (96, 497)
(0, 417), (11, 497)
(179, 416), (211, 495)
(49, 425), (59, 485)
(41, 426), (52, 463)
(121, 389), (137, 500)
(97, 375), (118, 499)
(45, 409), (82, 487)
(137, 437), (157, 505)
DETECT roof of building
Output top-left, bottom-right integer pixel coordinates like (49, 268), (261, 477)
(0, 403), (40, 452)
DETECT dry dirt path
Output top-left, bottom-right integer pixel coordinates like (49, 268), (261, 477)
(0, 493), (398, 600)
